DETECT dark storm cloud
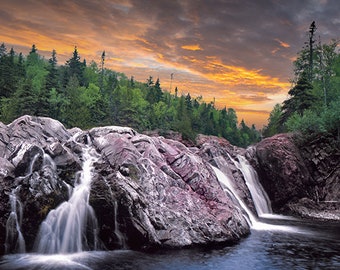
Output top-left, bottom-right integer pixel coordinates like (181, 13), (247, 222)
(132, 0), (339, 80)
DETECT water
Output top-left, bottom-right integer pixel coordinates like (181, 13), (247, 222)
(34, 145), (100, 254)
(212, 166), (303, 232)
(228, 154), (272, 216)
(4, 187), (26, 254)
(113, 201), (127, 249)
(212, 166), (257, 225)
(1, 221), (339, 269)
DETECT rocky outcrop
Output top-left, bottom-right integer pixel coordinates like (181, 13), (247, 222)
(0, 116), (250, 255)
(88, 127), (249, 250)
(252, 133), (340, 220)
(2, 115), (338, 256)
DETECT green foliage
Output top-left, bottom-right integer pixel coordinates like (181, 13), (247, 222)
(286, 96), (340, 138)
(262, 104), (283, 137)
(0, 43), (261, 147)
(268, 23), (340, 140)
(281, 75), (315, 124)
(286, 110), (326, 135)
(323, 98), (340, 134)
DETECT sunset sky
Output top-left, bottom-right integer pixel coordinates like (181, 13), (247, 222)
(0, 0), (339, 128)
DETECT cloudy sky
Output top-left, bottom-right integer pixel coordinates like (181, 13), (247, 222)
(0, 0), (339, 127)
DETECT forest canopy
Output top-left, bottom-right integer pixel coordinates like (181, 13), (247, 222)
(0, 44), (260, 147)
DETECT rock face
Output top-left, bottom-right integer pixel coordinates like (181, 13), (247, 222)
(0, 116), (250, 255)
(252, 133), (340, 220)
(88, 127), (249, 250)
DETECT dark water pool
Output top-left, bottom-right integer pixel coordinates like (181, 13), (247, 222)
(1, 219), (339, 270)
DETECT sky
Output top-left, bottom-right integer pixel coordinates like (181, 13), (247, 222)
(0, 0), (339, 128)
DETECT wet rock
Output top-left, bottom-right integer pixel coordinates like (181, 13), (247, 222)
(0, 116), (74, 253)
(89, 128), (250, 249)
(253, 133), (340, 221)
(253, 133), (314, 210)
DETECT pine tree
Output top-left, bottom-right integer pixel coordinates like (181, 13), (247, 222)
(263, 104), (283, 137)
(66, 46), (85, 86)
(46, 49), (59, 91)
(100, 51), (105, 94)
(0, 45), (16, 98)
(25, 44), (49, 116)
(281, 74), (315, 124)
(12, 78), (36, 116)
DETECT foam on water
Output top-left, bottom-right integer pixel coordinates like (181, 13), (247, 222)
(34, 145), (100, 254)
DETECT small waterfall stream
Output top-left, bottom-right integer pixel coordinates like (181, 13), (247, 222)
(212, 167), (257, 226)
(34, 144), (100, 254)
(213, 155), (303, 232)
(229, 154), (272, 216)
(4, 134), (307, 257)
(5, 150), (44, 254)
(4, 187), (26, 254)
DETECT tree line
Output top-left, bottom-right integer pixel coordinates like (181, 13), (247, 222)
(263, 22), (340, 139)
(0, 43), (260, 147)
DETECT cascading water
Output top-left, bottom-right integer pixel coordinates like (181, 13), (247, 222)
(4, 150), (43, 254)
(102, 177), (126, 248)
(213, 157), (304, 232)
(34, 144), (101, 254)
(212, 166), (257, 226)
(229, 154), (272, 216)
(113, 201), (126, 248)
(4, 187), (26, 254)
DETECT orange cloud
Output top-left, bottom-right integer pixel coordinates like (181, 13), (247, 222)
(181, 44), (202, 51)
(275, 38), (290, 48)
(197, 57), (290, 91)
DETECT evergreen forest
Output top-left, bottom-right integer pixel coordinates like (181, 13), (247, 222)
(1, 22), (338, 148)
(0, 43), (260, 147)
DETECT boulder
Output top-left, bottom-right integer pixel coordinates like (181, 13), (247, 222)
(89, 128), (250, 249)
(253, 133), (340, 220)
(253, 133), (314, 210)
(0, 116), (74, 253)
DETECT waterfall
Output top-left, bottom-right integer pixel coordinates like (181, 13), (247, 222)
(5, 187), (26, 254)
(212, 167), (257, 225)
(213, 158), (303, 232)
(4, 151), (42, 254)
(34, 145), (100, 254)
(113, 201), (126, 248)
(103, 177), (126, 248)
(229, 154), (272, 216)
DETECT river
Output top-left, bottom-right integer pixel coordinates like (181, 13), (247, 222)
(1, 218), (339, 270)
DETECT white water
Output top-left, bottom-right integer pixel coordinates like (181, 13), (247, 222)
(212, 167), (257, 225)
(231, 154), (272, 216)
(102, 176), (126, 248)
(4, 151), (42, 254)
(212, 166), (307, 233)
(43, 153), (57, 172)
(34, 145), (100, 254)
(5, 187), (26, 254)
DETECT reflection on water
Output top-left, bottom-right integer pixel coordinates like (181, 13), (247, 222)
(1, 220), (339, 270)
